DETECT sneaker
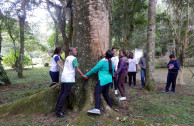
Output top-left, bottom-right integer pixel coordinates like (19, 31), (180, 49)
(119, 97), (126, 101)
(55, 111), (66, 117)
(88, 109), (101, 115)
(169, 91), (175, 94)
(161, 90), (168, 93)
(114, 90), (118, 95)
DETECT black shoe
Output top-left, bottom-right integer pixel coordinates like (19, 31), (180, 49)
(55, 111), (66, 117)
(161, 90), (168, 93)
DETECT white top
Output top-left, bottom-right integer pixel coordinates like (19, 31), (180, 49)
(61, 55), (76, 83)
(50, 54), (60, 72)
(128, 58), (138, 72)
(111, 56), (119, 71)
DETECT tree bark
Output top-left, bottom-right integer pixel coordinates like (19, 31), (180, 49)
(18, 0), (26, 78)
(70, 0), (111, 109)
(46, 0), (60, 47)
(145, 0), (157, 91)
(0, 62), (11, 86)
(0, 17), (11, 85)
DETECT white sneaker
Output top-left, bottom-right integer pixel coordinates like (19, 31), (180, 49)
(88, 109), (101, 115)
(119, 97), (126, 101)
(114, 90), (118, 94)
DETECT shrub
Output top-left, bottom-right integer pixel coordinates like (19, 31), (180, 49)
(3, 51), (32, 67)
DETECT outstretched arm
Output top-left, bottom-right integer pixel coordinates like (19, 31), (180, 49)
(76, 68), (88, 79)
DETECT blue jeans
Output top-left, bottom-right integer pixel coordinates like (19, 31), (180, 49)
(141, 69), (146, 86)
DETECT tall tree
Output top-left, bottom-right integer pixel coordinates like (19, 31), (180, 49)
(46, 0), (73, 57)
(165, 0), (192, 84)
(111, 0), (147, 50)
(145, 0), (157, 91)
(67, 2), (119, 124)
(0, 9), (11, 85)
(17, 0), (27, 77)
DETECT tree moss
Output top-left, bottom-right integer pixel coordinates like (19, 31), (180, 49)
(0, 84), (59, 115)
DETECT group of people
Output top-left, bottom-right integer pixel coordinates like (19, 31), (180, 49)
(49, 47), (180, 117)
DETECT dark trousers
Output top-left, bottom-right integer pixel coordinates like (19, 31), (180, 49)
(141, 69), (146, 86)
(117, 73), (127, 97)
(95, 81), (112, 109)
(128, 72), (136, 86)
(55, 83), (73, 112)
(49, 71), (59, 87)
(111, 75), (117, 90)
(165, 73), (177, 92)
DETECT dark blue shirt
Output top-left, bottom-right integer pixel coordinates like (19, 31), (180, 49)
(167, 59), (180, 74)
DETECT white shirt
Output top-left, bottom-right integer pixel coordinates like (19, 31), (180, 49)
(111, 56), (119, 71)
(128, 58), (138, 72)
(50, 54), (60, 72)
(61, 55), (76, 83)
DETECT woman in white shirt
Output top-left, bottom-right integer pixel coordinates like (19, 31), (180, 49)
(128, 52), (138, 87)
(49, 47), (64, 87)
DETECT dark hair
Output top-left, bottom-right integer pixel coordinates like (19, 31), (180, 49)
(105, 50), (113, 74)
(120, 50), (126, 56)
(53, 47), (62, 57)
(112, 47), (116, 51)
(169, 54), (175, 58)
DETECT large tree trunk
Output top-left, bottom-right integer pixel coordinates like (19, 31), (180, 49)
(0, 24), (11, 86)
(71, 0), (110, 109)
(0, 62), (11, 86)
(145, 0), (157, 91)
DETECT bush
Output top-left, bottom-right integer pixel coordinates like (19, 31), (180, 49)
(155, 54), (169, 68)
(3, 51), (32, 67)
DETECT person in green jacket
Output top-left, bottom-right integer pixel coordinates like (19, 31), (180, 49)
(84, 50), (114, 115)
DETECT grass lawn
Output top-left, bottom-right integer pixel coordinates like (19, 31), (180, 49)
(0, 67), (193, 125)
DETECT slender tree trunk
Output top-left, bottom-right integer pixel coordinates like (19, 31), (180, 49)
(176, 2), (184, 85)
(7, 24), (18, 70)
(18, 0), (26, 78)
(180, 0), (190, 85)
(122, 0), (127, 51)
(60, 1), (69, 58)
(18, 16), (25, 77)
(145, 0), (157, 91)
(46, 1), (60, 48)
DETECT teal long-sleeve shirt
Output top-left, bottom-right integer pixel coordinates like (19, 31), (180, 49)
(85, 58), (114, 86)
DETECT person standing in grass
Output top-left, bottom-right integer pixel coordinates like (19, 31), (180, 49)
(85, 50), (114, 115)
(128, 52), (138, 87)
(114, 50), (128, 101)
(55, 47), (87, 117)
(139, 51), (146, 88)
(162, 54), (180, 93)
(49, 47), (64, 87)
(111, 47), (119, 94)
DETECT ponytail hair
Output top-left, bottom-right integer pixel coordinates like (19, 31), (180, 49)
(105, 50), (113, 74)
(52, 47), (62, 57)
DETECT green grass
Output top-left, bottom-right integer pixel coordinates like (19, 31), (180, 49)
(0, 67), (194, 125)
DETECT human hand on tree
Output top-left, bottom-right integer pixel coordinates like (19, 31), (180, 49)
(82, 75), (89, 79)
